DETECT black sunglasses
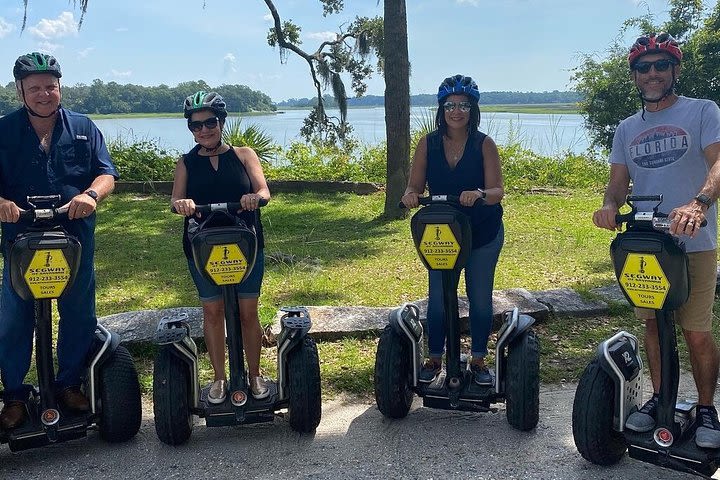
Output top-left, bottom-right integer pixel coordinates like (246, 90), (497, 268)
(633, 59), (676, 74)
(188, 117), (220, 132)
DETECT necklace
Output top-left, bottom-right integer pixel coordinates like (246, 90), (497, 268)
(444, 135), (467, 163)
(201, 141), (223, 155)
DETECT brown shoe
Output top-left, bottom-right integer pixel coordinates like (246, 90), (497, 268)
(0, 401), (28, 430)
(57, 387), (90, 412)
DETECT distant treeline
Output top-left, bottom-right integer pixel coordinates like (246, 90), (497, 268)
(0, 80), (276, 115)
(278, 91), (582, 108)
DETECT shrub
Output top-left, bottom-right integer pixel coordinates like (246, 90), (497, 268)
(108, 136), (177, 181)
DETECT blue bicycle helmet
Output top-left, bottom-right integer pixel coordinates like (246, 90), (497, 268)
(183, 91), (228, 119)
(437, 74), (480, 103)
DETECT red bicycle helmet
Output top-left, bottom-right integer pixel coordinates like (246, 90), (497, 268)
(628, 32), (682, 67)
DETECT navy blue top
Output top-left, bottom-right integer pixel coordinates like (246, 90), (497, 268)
(0, 106), (119, 255)
(182, 144), (265, 259)
(426, 130), (503, 249)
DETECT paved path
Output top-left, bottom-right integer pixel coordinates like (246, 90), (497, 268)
(1, 375), (717, 479)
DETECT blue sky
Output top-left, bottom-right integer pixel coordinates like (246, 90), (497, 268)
(0, 0), (674, 103)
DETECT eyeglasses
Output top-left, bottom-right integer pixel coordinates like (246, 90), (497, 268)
(443, 101), (472, 113)
(632, 59), (676, 74)
(188, 117), (220, 132)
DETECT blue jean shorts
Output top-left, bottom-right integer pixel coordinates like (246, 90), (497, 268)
(187, 249), (265, 302)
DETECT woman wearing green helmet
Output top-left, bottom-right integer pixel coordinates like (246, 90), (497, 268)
(171, 91), (271, 403)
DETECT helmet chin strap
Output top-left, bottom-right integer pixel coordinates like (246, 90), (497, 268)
(20, 82), (61, 119)
(638, 69), (677, 121)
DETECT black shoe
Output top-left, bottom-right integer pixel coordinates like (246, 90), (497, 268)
(625, 394), (658, 433)
(470, 364), (493, 386)
(418, 359), (442, 383)
(695, 405), (720, 449)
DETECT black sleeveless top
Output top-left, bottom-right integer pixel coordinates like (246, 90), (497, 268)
(426, 130), (503, 249)
(181, 144), (265, 258)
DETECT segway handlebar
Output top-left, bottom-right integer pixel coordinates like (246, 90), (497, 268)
(171, 198), (268, 215)
(13, 195), (70, 223)
(398, 194), (463, 209)
(614, 211), (707, 232)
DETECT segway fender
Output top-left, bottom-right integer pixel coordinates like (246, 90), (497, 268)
(595, 331), (643, 431)
(387, 303), (423, 386)
(277, 306), (313, 400)
(388, 303), (423, 342)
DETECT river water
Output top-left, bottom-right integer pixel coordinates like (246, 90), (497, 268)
(93, 107), (591, 156)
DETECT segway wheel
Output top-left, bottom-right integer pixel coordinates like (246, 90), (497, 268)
(505, 329), (540, 431)
(286, 336), (322, 433)
(98, 345), (142, 442)
(153, 346), (194, 445)
(572, 358), (627, 465)
(374, 325), (413, 419)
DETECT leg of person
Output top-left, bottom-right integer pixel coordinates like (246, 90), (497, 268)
(187, 258), (227, 404)
(676, 250), (720, 448)
(0, 263), (35, 429)
(465, 225), (503, 386)
(624, 310), (662, 432)
(56, 251), (97, 413)
(236, 251), (268, 399)
(420, 269), (448, 383)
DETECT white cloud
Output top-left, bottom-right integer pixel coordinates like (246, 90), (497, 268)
(307, 31), (337, 42)
(0, 17), (16, 38)
(223, 53), (237, 74)
(36, 41), (60, 54)
(110, 69), (132, 78)
(29, 11), (77, 40)
(115, 27), (129, 32)
(456, 0), (479, 5)
(263, 14), (273, 22)
(77, 47), (94, 59)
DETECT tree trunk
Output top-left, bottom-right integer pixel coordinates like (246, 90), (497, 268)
(382, 0), (410, 219)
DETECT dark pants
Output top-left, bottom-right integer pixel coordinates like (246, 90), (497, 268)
(427, 224), (504, 359)
(0, 245), (97, 402)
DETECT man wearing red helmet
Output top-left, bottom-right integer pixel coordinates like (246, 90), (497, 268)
(593, 33), (720, 448)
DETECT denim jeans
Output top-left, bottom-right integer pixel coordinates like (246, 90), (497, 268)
(0, 241), (97, 402)
(427, 224), (504, 359)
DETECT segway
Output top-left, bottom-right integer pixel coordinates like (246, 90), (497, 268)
(153, 201), (321, 445)
(374, 195), (540, 431)
(572, 194), (720, 477)
(0, 195), (142, 452)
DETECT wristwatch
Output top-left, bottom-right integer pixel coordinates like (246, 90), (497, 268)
(694, 193), (713, 208)
(476, 188), (487, 199)
(85, 189), (99, 202)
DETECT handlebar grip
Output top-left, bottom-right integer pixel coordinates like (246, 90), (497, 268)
(18, 209), (34, 221)
(173, 199), (268, 215)
(614, 212), (635, 226)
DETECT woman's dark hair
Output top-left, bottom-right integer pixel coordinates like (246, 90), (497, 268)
(434, 95), (480, 137)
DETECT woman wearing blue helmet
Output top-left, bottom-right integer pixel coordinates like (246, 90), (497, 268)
(401, 74), (505, 386)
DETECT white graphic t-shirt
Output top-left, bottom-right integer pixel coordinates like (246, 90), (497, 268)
(610, 96), (720, 252)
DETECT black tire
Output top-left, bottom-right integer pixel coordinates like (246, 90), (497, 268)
(286, 336), (322, 433)
(152, 346), (194, 445)
(98, 345), (142, 442)
(505, 329), (540, 431)
(374, 325), (413, 419)
(572, 358), (627, 465)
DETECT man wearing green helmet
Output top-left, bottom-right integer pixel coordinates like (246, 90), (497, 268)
(0, 52), (119, 430)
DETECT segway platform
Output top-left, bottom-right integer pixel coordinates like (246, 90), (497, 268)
(199, 383), (279, 427)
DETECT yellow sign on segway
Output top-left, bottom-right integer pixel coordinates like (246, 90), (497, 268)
(419, 224), (461, 270)
(619, 253), (670, 309)
(23, 249), (71, 299)
(205, 244), (248, 285)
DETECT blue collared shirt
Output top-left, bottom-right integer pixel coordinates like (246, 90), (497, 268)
(0, 106), (119, 254)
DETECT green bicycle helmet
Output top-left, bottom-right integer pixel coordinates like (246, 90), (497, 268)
(183, 91), (227, 119)
(13, 52), (62, 80)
